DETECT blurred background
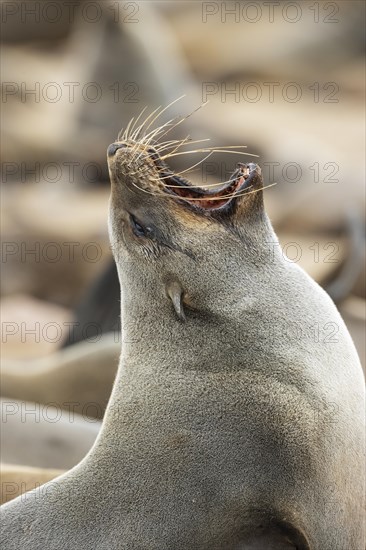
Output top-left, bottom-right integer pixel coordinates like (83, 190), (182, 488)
(1, 0), (365, 502)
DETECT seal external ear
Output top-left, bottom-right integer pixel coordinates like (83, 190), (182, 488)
(166, 280), (186, 321)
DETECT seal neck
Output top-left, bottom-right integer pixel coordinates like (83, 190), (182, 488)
(113, 211), (279, 367)
(90, 212), (282, 461)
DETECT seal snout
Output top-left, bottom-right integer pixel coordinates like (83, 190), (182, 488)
(107, 142), (128, 157)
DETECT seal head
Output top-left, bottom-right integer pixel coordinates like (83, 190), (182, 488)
(107, 139), (268, 321)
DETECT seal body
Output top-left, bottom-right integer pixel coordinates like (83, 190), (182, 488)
(0, 465), (64, 505)
(0, 131), (364, 550)
(1, 334), (120, 419)
(1, 398), (101, 469)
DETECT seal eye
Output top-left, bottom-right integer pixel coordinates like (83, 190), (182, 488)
(129, 214), (151, 238)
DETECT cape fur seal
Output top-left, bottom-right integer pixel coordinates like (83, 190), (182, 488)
(1, 399), (101, 470)
(1, 334), (120, 419)
(1, 113), (364, 549)
(0, 465), (64, 505)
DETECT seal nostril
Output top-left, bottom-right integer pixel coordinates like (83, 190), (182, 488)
(107, 143), (127, 157)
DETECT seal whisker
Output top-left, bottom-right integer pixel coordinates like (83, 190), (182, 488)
(153, 139), (181, 149)
(125, 177), (162, 197)
(130, 123), (147, 142)
(122, 117), (136, 141)
(139, 122), (178, 151)
(132, 105), (177, 144)
(153, 135), (192, 152)
(123, 181), (277, 202)
(162, 144), (246, 153)
(156, 151), (259, 185)
(158, 176), (235, 188)
(157, 138), (211, 152)
(154, 101), (208, 144)
(112, 104), (268, 209)
(134, 99), (186, 149)
(117, 128), (124, 141)
(131, 100), (210, 163)
(161, 148), (258, 160)
(133, 115), (183, 161)
(156, 134), (193, 158)
(141, 95), (186, 137)
(158, 151), (215, 181)
(133, 122), (182, 163)
(131, 105), (163, 143)
(139, 115), (181, 147)
(161, 182), (278, 203)
(129, 106), (149, 140)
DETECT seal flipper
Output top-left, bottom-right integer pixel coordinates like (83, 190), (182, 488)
(166, 280), (186, 321)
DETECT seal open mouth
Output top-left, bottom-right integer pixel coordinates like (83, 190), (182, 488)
(108, 139), (261, 214)
(148, 148), (258, 211)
